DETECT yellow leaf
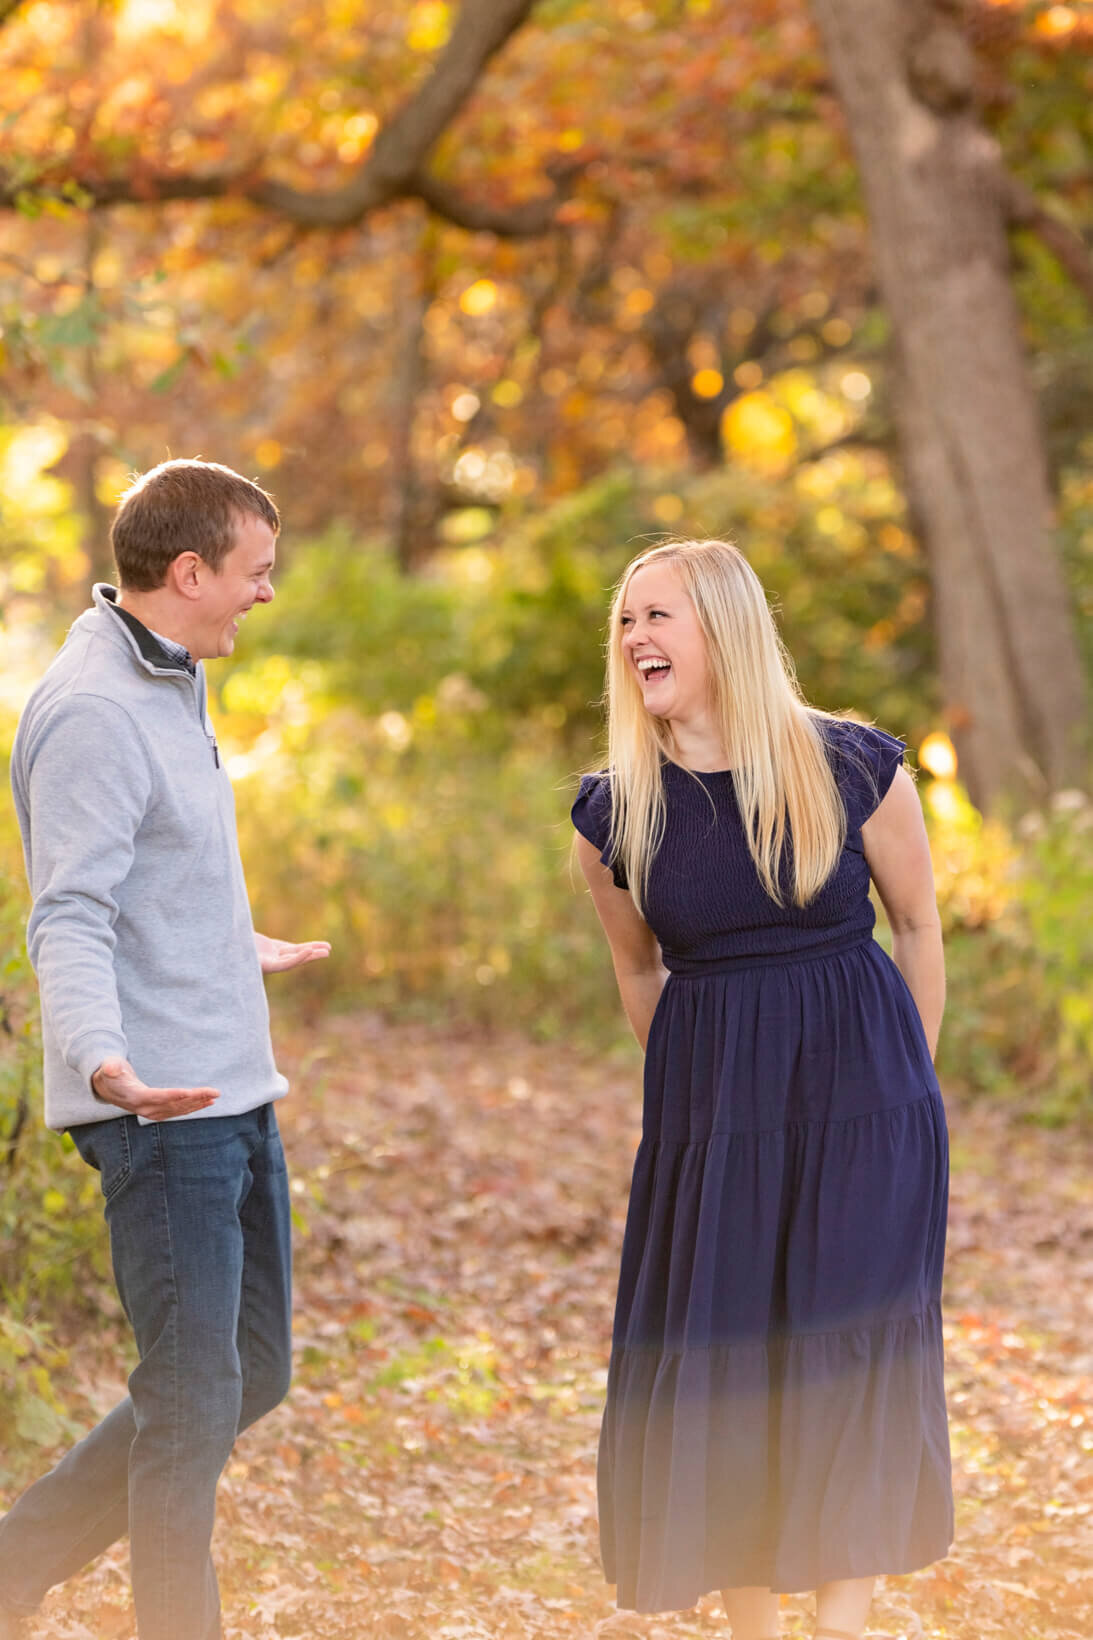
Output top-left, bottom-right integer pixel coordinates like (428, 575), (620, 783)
(691, 368), (724, 399)
(721, 391), (796, 474)
(652, 493), (684, 523)
(254, 439), (282, 469)
(407, 2), (452, 53)
(460, 280), (498, 317)
(491, 379), (523, 408)
(1034, 5), (1076, 36)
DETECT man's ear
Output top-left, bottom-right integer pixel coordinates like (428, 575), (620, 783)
(166, 552), (205, 600)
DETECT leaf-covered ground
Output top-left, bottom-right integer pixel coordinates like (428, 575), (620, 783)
(18, 1019), (1093, 1639)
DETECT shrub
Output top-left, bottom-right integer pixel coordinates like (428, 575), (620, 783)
(927, 781), (1093, 1123)
(0, 750), (108, 1475)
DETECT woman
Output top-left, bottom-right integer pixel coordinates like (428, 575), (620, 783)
(571, 541), (952, 1640)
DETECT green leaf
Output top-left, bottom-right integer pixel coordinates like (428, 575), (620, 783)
(14, 1393), (65, 1448)
(149, 354), (189, 394)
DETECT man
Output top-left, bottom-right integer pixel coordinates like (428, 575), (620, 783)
(0, 459), (329, 1640)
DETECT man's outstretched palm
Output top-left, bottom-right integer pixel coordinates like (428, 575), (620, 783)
(253, 932), (332, 973)
(91, 1058), (220, 1121)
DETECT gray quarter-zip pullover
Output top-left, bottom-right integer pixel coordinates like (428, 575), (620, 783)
(11, 584), (288, 1130)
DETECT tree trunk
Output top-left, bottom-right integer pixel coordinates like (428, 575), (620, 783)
(809, 0), (1088, 807)
(388, 215), (438, 574)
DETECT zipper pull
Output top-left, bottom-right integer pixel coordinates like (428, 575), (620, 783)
(202, 704), (220, 768)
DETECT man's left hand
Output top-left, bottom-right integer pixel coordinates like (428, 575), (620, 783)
(254, 932), (332, 974)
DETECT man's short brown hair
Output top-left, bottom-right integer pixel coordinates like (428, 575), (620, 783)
(111, 459), (280, 591)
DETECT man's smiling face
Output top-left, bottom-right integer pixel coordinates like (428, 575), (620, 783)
(194, 513), (277, 660)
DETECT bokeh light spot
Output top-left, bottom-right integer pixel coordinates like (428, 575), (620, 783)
(460, 280), (498, 317)
(920, 732), (958, 781)
(691, 369), (724, 400)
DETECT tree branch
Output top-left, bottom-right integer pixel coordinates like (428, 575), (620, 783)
(0, 0), (556, 236)
(413, 170), (570, 238)
(0, 0), (28, 28)
(364, 0), (537, 192)
(1002, 172), (1093, 310)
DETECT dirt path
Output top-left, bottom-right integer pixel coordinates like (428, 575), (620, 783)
(29, 1020), (1093, 1640)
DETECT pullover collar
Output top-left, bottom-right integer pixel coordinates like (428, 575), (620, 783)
(89, 584), (198, 679)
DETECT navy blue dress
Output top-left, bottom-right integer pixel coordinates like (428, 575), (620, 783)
(572, 719), (952, 1612)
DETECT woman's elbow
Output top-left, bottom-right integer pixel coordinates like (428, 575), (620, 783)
(887, 907), (942, 938)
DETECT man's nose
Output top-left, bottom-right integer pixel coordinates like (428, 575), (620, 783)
(257, 581), (275, 603)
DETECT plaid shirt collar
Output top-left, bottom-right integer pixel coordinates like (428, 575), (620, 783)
(146, 627), (196, 676)
(103, 591), (197, 677)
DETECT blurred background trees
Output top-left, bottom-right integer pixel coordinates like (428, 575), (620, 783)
(1, 0), (1089, 797)
(812, 0), (1088, 803)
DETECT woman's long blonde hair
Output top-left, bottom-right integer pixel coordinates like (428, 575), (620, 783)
(604, 539), (846, 909)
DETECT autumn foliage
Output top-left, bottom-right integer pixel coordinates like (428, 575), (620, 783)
(0, 3), (1091, 1635)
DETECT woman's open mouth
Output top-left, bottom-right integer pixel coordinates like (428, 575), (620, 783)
(637, 655), (672, 684)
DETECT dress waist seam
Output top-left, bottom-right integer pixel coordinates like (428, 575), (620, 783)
(664, 933), (873, 978)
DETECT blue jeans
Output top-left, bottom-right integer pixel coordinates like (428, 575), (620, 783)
(0, 1105), (292, 1640)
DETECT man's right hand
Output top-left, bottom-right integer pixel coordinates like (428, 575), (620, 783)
(91, 1058), (220, 1121)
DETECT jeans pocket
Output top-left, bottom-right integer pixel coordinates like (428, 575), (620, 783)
(70, 1117), (133, 1202)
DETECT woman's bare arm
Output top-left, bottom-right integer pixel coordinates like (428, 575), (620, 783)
(862, 766), (945, 1058)
(574, 834), (667, 1051)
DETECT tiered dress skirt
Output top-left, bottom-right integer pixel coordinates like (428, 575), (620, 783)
(599, 935), (952, 1611)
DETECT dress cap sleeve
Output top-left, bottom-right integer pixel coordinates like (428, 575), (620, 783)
(824, 719), (906, 830)
(571, 772), (629, 890)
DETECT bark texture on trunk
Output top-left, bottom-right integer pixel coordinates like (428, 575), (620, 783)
(388, 217), (438, 575)
(810, 0), (1088, 806)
